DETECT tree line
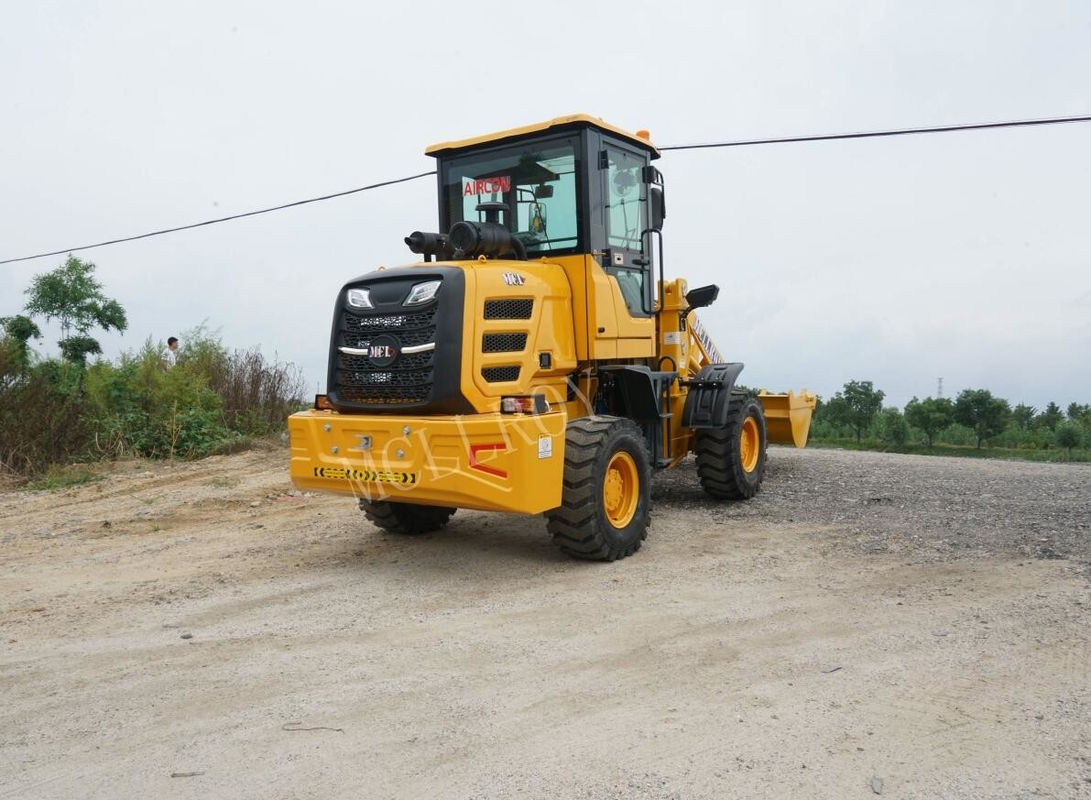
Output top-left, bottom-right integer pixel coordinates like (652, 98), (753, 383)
(811, 379), (1089, 456)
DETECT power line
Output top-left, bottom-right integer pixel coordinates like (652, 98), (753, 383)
(3, 113), (1090, 265)
(0, 170), (436, 265)
(659, 113), (1091, 151)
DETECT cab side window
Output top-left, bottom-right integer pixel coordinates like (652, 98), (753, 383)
(604, 147), (650, 316)
(605, 148), (647, 251)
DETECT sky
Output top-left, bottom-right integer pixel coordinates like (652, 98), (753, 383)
(2, 1), (1089, 410)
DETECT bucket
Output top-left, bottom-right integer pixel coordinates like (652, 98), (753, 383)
(758, 390), (818, 448)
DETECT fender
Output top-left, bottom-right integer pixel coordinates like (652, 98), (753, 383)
(598, 365), (671, 421)
(681, 363), (745, 428)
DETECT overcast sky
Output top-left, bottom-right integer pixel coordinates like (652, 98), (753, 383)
(3, 1), (1089, 410)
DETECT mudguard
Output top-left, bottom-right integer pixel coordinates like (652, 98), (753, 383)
(681, 363), (745, 429)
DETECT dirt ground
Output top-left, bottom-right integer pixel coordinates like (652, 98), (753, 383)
(1, 445), (1089, 799)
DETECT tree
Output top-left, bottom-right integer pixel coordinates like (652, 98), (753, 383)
(1066, 402), (1091, 425)
(23, 255), (128, 365)
(1037, 402), (1064, 431)
(0, 314), (42, 373)
(953, 389), (1012, 449)
(824, 380), (885, 443)
(1011, 403), (1038, 430)
(878, 407), (909, 446)
(1055, 422), (1083, 455)
(904, 396), (955, 447)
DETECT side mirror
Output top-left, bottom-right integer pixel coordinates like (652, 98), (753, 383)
(649, 186), (665, 232)
(534, 183), (554, 199)
(684, 284), (719, 310)
(643, 165), (666, 232)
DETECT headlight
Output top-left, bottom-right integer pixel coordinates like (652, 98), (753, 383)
(404, 280), (441, 306)
(346, 288), (373, 309)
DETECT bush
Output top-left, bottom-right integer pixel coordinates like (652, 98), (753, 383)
(878, 407), (909, 446)
(0, 353), (91, 477)
(0, 328), (305, 479)
(1055, 422), (1083, 455)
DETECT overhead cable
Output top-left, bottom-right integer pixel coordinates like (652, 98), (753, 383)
(0, 170), (437, 265)
(659, 113), (1091, 151)
(3, 114), (1090, 265)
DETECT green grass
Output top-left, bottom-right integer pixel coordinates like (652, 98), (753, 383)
(27, 464), (106, 491)
(807, 438), (1091, 463)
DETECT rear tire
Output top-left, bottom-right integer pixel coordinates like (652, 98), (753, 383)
(695, 392), (767, 500)
(360, 499), (456, 535)
(546, 416), (651, 561)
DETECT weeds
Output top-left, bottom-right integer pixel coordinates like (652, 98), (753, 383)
(27, 464), (105, 491)
(0, 329), (306, 481)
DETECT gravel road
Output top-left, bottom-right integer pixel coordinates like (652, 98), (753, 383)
(1, 445), (1088, 799)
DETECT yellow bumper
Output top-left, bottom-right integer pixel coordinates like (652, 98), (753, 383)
(288, 409), (567, 514)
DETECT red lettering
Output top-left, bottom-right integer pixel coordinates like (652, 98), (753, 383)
(462, 175), (513, 197)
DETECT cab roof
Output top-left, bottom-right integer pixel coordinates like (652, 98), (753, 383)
(425, 114), (660, 160)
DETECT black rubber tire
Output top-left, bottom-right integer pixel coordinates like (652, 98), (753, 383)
(359, 499), (456, 535)
(545, 416), (651, 561)
(694, 392), (767, 500)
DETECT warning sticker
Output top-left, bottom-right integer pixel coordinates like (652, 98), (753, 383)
(313, 467), (417, 485)
(538, 435), (553, 459)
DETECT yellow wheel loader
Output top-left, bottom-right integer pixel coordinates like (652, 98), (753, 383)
(289, 114), (815, 560)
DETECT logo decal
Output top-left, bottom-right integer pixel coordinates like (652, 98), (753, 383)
(366, 334), (399, 367)
(502, 273), (526, 286)
(690, 315), (725, 364)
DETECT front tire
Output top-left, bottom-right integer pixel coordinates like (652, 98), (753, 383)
(360, 499), (456, 535)
(546, 416), (651, 561)
(694, 393), (767, 500)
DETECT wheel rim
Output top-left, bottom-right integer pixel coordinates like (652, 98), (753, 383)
(740, 416), (760, 473)
(603, 451), (639, 528)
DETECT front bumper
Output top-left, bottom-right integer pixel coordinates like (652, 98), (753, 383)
(288, 409), (567, 514)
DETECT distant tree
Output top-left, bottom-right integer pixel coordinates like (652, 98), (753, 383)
(1066, 402), (1091, 425)
(1011, 403), (1038, 430)
(878, 407), (909, 446)
(953, 389), (1012, 449)
(1055, 422), (1083, 455)
(0, 314), (42, 373)
(23, 255), (128, 365)
(1037, 402), (1064, 431)
(58, 335), (104, 364)
(825, 380), (885, 443)
(903, 396), (954, 447)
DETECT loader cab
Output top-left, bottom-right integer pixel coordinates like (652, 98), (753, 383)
(427, 115), (663, 317)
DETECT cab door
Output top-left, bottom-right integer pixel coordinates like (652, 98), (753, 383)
(601, 144), (653, 318)
(586, 143), (656, 359)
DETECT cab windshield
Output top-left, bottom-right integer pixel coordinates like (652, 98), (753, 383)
(439, 138), (580, 257)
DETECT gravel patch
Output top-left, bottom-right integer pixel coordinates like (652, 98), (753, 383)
(654, 447), (1091, 574)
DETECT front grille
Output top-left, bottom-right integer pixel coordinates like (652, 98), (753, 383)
(334, 307), (436, 405)
(339, 385), (431, 404)
(340, 351), (434, 372)
(344, 312), (434, 347)
(482, 366), (521, 383)
(482, 332), (528, 353)
(484, 299), (533, 320)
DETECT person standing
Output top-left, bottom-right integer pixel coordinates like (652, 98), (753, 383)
(161, 336), (179, 371)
